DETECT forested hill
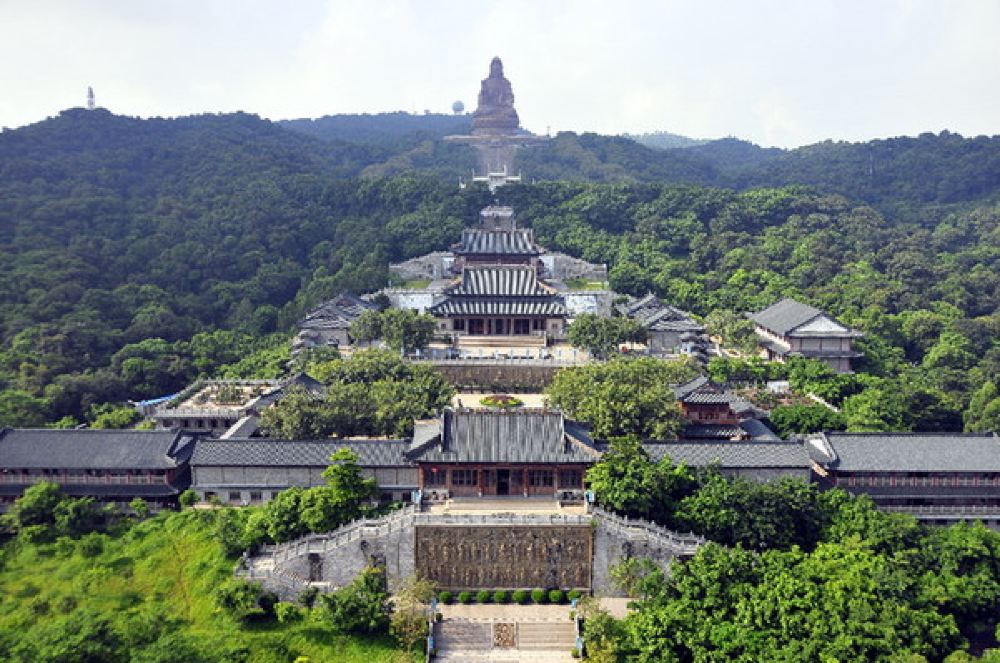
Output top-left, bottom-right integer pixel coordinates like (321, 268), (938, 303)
(1, 107), (999, 433)
(7, 109), (1000, 209)
(280, 111), (472, 146)
(690, 131), (1000, 208)
(520, 130), (1000, 210)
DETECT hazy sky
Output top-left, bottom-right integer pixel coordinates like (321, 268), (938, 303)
(2, 0), (999, 147)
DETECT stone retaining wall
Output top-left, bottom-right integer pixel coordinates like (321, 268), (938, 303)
(239, 507), (704, 600)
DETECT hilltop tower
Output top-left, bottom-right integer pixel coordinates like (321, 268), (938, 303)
(87, 87), (95, 111)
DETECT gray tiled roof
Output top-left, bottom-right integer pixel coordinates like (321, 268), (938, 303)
(455, 229), (540, 255)
(643, 440), (810, 468)
(191, 438), (413, 467)
(412, 409), (599, 464)
(448, 266), (554, 297)
(681, 392), (732, 405)
(811, 432), (1000, 472)
(619, 294), (703, 333)
(674, 376), (710, 400)
(300, 293), (376, 330)
(749, 298), (823, 335)
(681, 424), (747, 440)
(429, 299), (567, 316)
(0, 429), (191, 470)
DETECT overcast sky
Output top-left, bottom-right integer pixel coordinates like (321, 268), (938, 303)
(2, 0), (999, 147)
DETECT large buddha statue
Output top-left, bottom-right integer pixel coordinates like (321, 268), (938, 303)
(472, 56), (521, 135)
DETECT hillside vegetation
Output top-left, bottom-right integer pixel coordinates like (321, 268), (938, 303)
(0, 110), (998, 434)
(0, 508), (413, 662)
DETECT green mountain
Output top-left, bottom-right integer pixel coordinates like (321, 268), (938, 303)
(280, 111), (471, 146)
(1, 108), (999, 433)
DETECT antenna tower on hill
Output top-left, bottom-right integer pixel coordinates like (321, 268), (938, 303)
(87, 87), (95, 111)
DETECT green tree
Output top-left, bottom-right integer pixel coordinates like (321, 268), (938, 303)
(965, 382), (1000, 432)
(547, 357), (696, 439)
(703, 309), (759, 354)
(0, 389), (50, 427)
(567, 313), (648, 360)
(317, 567), (390, 635)
(585, 436), (694, 521)
(676, 475), (829, 551)
(768, 403), (846, 436)
(322, 448), (378, 511)
(390, 575), (435, 652)
(348, 309), (383, 346)
(88, 403), (141, 429)
(379, 308), (437, 354)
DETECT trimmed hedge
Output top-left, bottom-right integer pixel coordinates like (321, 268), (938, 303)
(530, 588), (547, 604)
(457, 591), (472, 604)
(548, 589), (565, 604)
(476, 590), (492, 604)
(437, 591), (452, 604)
(512, 590), (529, 605)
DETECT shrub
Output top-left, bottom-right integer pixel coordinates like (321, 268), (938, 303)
(298, 586), (320, 608)
(318, 567), (389, 635)
(178, 490), (198, 508)
(77, 532), (105, 558)
(531, 588), (547, 604)
(567, 589), (583, 602)
(548, 589), (565, 604)
(512, 590), (528, 605)
(493, 590), (508, 604)
(275, 602), (304, 623)
(457, 591), (472, 604)
(437, 591), (453, 604)
(476, 589), (492, 604)
(214, 579), (277, 623)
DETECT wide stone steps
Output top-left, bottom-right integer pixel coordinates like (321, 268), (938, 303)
(435, 620), (493, 650)
(516, 622), (576, 650)
(434, 619), (577, 655)
(457, 334), (547, 348)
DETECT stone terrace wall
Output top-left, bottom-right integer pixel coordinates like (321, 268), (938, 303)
(591, 507), (704, 595)
(428, 360), (566, 390)
(240, 507), (704, 600)
(389, 252), (453, 281)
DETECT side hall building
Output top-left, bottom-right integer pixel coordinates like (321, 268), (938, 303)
(807, 431), (1000, 527)
(750, 298), (862, 373)
(0, 429), (194, 510)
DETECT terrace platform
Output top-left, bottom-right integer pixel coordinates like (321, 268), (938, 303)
(425, 497), (587, 516)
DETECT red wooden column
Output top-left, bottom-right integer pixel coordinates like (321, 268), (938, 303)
(523, 467), (529, 497)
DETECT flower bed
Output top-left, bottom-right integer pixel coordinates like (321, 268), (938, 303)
(479, 394), (524, 409)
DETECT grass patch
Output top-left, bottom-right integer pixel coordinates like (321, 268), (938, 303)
(0, 510), (417, 662)
(399, 279), (432, 289)
(563, 278), (608, 290)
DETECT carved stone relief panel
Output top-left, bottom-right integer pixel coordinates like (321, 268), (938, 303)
(415, 525), (592, 589)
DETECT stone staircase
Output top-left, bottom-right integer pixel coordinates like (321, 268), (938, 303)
(457, 334), (547, 349)
(433, 615), (577, 662)
(516, 621), (576, 650)
(435, 620), (493, 651)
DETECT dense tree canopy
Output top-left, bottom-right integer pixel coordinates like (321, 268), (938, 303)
(2, 110), (999, 435)
(546, 358), (698, 439)
(260, 350), (453, 439)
